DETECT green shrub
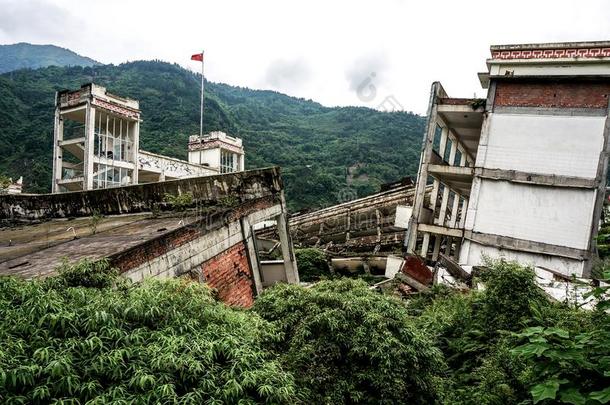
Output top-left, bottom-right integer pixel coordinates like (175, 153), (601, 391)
(0, 260), (298, 404)
(476, 259), (547, 334)
(53, 258), (119, 289)
(511, 269), (610, 404)
(294, 248), (329, 282)
(163, 192), (194, 211)
(411, 259), (585, 405)
(253, 278), (444, 404)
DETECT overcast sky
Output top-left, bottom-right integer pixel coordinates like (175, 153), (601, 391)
(2, 0), (610, 114)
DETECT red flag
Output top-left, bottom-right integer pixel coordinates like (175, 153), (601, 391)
(191, 53), (203, 62)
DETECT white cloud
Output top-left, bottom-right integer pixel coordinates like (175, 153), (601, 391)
(263, 58), (312, 92)
(1, 0), (610, 113)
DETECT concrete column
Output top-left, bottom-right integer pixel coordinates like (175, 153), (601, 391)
(439, 127), (448, 161)
(83, 104), (96, 190)
(448, 134), (457, 166)
(459, 198), (468, 228)
(459, 147), (467, 167)
(51, 99), (63, 193)
(429, 179), (440, 213)
(241, 217), (263, 294)
(436, 185), (450, 226)
(277, 211), (299, 284)
(445, 237), (453, 255)
(449, 193), (461, 228)
(420, 232), (430, 258)
(436, 134), (457, 227)
(132, 119), (140, 185)
(429, 127), (448, 216)
(239, 154), (245, 171)
(453, 238), (462, 260)
(432, 235), (442, 261)
(406, 82), (443, 253)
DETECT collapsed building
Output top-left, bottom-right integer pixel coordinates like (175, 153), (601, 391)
(288, 178), (422, 277)
(1, 83), (298, 307)
(406, 40), (610, 287)
(288, 40), (610, 299)
(52, 83), (244, 192)
(0, 168), (299, 307)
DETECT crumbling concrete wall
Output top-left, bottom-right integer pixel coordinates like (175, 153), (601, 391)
(461, 75), (610, 278)
(289, 181), (419, 254)
(113, 199), (286, 308)
(0, 167), (283, 222)
(0, 167), (299, 308)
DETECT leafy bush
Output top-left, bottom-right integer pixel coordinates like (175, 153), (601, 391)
(475, 259), (547, 333)
(163, 192), (194, 211)
(511, 270), (610, 404)
(53, 258), (118, 289)
(0, 260), (298, 404)
(253, 278), (444, 404)
(411, 259), (586, 404)
(294, 248), (329, 281)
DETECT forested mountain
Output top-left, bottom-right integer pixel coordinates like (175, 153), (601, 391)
(0, 43), (99, 74)
(0, 60), (424, 211)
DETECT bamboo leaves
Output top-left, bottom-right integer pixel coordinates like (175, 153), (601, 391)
(0, 260), (298, 404)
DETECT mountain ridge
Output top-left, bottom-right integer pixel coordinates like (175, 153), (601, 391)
(0, 43), (100, 74)
(0, 54), (424, 210)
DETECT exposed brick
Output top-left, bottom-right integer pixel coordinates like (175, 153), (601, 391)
(494, 80), (610, 109)
(110, 196), (278, 273)
(201, 242), (255, 308)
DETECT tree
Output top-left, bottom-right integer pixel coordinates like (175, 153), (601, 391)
(253, 279), (444, 404)
(294, 248), (329, 281)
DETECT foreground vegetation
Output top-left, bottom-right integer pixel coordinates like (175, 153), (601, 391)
(0, 259), (608, 404)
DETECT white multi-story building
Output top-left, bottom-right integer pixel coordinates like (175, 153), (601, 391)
(52, 83), (244, 193)
(407, 41), (610, 278)
(188, 131), (245, 173)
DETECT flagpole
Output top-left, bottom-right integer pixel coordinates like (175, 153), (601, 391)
(200, 50), (205, 137)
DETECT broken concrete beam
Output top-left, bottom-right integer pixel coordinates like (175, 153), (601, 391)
(439, 253), (471, 283)
(395, 272), (429, 291)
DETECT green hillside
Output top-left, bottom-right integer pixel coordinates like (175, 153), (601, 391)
(0, 60), (424, 211)
(0, 43), (99, 74)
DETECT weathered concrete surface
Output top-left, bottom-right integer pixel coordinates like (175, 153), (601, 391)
(407, 42), (610, 279)
(0, 213), (148, 263)
(289, 180), (421, 254)
(0, 167), (282, 222)
(0, 215), (197, 279)
(0, 168), (299, 307)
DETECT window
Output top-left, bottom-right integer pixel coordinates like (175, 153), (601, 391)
(93, 164), (132, 189)
(221, 149), (236, 173)
(93, 113), (133, 163)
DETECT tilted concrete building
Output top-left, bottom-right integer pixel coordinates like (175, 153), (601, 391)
(1, 168), (299, 307)
(407, 41), (610, 278)
(52, 83), (244, 192)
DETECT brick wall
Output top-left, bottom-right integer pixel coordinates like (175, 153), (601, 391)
(111, 226), (201, 272)
(201, 242), (256, 308)
(494, 80), (610, 109)
(110, 195), (277, 274)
